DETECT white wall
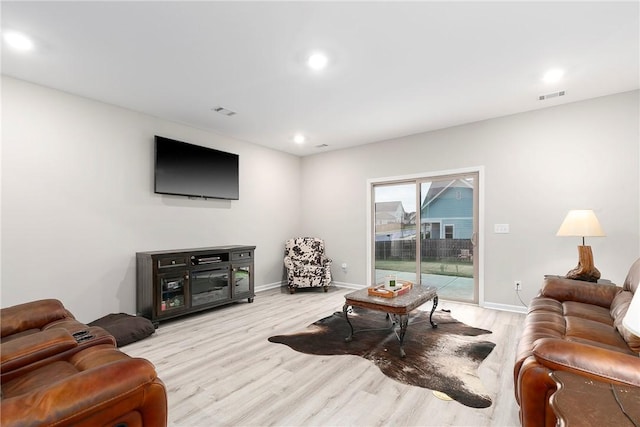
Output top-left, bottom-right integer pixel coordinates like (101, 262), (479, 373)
(2, 77), (638, 319)
(1, 76), (301, 322)
(301, 90), (640, 308)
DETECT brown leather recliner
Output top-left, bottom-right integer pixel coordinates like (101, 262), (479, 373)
(0, 299), (167, 426)
(1, 299), (88, 342)
(514, 258), (640, 427)
(1, 299), (117, 381)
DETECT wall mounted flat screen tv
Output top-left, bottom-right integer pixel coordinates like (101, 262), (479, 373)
(154, 136), (239, 200)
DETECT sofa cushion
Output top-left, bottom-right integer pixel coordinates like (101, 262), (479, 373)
(528, 297), (563, 314)
(41, 318), (90, 334)
(563, 301), (613, 325)
(542, 276), (621, 308)
(0, 328), (79, 374)
(566, 336), (637, 355)
(524, 310), (566, 334)
(1, 329), (41, 343)
(565, 316), (630, 350)
(2, 361), (78, 397)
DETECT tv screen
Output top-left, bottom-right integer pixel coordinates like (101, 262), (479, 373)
(154, 136), (239, 200)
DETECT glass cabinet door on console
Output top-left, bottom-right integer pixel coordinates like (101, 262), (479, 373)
(158, 272), (188, 314)
(190, 268), (230, 307)
(232, 264), (253, 299)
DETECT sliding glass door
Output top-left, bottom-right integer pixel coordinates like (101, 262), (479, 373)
(372, 172), (479, 303)
(373, 182), (418, 284)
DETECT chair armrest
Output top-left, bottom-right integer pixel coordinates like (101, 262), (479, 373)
(1, 328), (78, 374)
(533, 338), (640, 386)
(0, 357), (167, 426)
(542, 276), (621, 308)
(284, 256), (295, 269)
(1, 299), (74, 338)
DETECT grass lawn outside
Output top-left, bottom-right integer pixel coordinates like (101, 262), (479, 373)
(375, 259), (473, 278)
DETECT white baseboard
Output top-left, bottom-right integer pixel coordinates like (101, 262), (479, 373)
(256, 281), (529, 314)
(255, 281), (364, 293)
(332, 281), (366, 290)
(255, 282), (283, 293)
(482, 301), (528, 314)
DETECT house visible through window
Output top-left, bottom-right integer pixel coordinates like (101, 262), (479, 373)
(445, 224), (454, 239)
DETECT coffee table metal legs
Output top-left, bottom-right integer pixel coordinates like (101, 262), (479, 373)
(343, 304), (354, 342)
(342, 307), (412, 358)
(396, 314), (409, 358)
(343, 296), (439, 358)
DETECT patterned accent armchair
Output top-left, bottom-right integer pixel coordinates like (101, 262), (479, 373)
(284, 237), (332, 293)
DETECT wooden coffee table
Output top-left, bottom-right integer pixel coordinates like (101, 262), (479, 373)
(342, 284), (438, 357)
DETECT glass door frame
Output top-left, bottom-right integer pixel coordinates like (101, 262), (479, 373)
(366, 166), (484, 305)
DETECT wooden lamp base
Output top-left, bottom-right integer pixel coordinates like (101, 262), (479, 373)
(565, 245), (601, 282)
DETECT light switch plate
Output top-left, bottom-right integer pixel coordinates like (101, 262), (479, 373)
(494, 224), (510, 233)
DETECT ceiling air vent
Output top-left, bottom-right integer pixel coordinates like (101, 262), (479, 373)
(538, 90), (566, 101)
(315, 144), (329, 148)
(211, 106), (237, 116)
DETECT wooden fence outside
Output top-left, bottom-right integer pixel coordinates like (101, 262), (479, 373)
(375, 239), (473, 262)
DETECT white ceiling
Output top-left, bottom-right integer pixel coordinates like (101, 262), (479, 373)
(2, 1), (639, 156)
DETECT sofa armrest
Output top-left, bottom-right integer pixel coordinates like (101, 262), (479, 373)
(1, 328), (78, 374)
(1, 299), (74, 338)
(1, 357), (167, 427)
(533, 338), (640, 386)
(542, 276), (621, 308)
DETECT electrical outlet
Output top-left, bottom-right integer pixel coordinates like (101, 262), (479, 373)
(494, 224), (510, 234)
(514, 280), (522, 291)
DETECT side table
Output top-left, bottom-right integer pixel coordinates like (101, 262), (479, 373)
(550, 371), (640, 427)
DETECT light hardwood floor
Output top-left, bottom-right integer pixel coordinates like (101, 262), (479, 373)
(124, 287), (524, 427)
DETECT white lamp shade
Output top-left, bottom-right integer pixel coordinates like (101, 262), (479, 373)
(556, 210), (606, 237)
(623, 290), (640, 337)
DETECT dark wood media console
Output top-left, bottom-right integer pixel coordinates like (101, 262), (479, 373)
(136, 245), (255, 326)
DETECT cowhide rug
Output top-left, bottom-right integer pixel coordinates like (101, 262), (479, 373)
(268, 307), (495, 408)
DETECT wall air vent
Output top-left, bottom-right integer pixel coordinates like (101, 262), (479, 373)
(538, 90), (566, 101)
(211, 106), (237, 116)
(315, 144), (329, 148)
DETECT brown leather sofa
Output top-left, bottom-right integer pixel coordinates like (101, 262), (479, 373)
(514, 258), (640, 427)
(1, 299), (167, 426)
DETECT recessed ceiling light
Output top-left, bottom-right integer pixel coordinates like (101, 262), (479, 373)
(293, 134), (306, 144)
(307, 52), (328, 71)
(543, 69), (564, 83)
(3, 31), (34, 51)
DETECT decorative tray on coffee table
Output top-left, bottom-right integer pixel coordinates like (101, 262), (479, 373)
(367, 281), (413, 298)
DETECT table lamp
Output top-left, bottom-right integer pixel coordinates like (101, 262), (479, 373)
(556, 210), (605, 282)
